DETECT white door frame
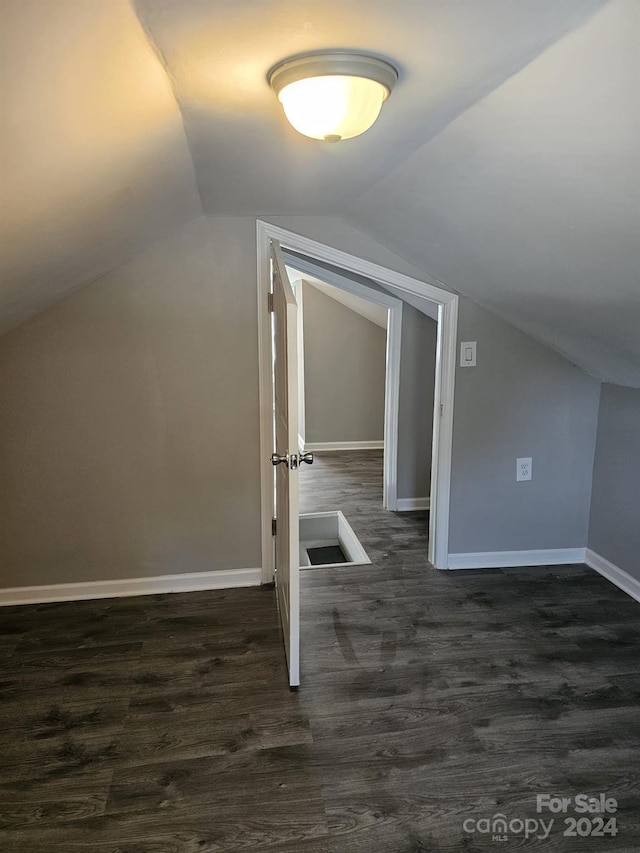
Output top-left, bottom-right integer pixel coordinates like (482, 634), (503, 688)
(291, 280), (307, 452)
(288, 259), (403, 513)
(257, 220), (459, 576)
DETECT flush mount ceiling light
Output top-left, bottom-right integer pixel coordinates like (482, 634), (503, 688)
(268, 51), (398, 142)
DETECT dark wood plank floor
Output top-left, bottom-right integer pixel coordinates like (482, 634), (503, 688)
(1, 450), (639, 851)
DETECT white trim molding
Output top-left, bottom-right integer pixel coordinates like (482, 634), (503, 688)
(395, 496), (430, 512)
(0, 568), (262, 607)
(383, 300), (402, 512)
(304, 440), (384, 452)
(447, 548), (587, 570)
(257, 220), (458, 573)
(586, 549), (640, 605)
(292, 280), (307, 451)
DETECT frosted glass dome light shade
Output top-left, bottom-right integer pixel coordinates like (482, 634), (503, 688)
(278, 76), (387, 141)
(268, 52), (397, 142)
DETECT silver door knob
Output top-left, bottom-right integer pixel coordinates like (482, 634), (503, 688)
(300, 452), (314, 465)
(271, 453), (289, 467)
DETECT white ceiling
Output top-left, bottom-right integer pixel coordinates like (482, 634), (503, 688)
(0, 0), (201, 334)
(1, 0), (638, 385)
(133, 0), (607, 214)
(346, 0), (640, 386)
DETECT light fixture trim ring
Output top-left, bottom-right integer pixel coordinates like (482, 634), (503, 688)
(268, 50), (398, 99)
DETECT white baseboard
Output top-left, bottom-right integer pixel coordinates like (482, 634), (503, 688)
(0, 567), (262, 607)
(396, 497), (430, 512)
(304, 440), (384, 452)
(586, 549), (640, 605)
(447, 548), (587, 570)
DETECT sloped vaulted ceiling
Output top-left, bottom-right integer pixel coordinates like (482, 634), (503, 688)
(1, 0), (638, 385)
(133, 0), (608, 214)
(0, 0), (202, 334)
(346, 0), (640, 387)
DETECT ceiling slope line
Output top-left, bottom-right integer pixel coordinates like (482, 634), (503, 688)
(289, 269), (388, 328)
(343, 1), (639, 387)
(343, 212), (611, 385)
(331, 217), (457, 299)
(346, 0), (610, 211)
(131, 0), (205, 218)
(0, 214), (207, 344)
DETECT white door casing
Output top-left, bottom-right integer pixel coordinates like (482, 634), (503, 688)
(270, 239), (301, 688)
(257, 220), (458, 575)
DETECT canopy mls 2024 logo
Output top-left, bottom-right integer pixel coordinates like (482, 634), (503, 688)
(462, 793), (619, 843)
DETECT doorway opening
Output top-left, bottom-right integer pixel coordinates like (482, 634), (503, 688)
(258, 220), (458, 578)
(259, 224), (458, 686)
(289, 259), (440, 586)
(288, 259), (439, 572)
(287, 260), (402, 513)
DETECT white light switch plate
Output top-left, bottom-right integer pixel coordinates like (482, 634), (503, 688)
(517, 457), (532, 481)
(460, 341), (476, 367)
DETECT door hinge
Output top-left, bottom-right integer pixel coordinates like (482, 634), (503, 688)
(440, 403), (444, 417)
(267, 293), (274, 313)
(271, 517), (277, 536)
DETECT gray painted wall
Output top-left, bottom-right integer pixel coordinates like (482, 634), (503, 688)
(588, 383), (640, 580)
(0, 213), (442, 590)
(0, 214), (607, 589)
(398, 305), (437, 501)
(301, 281), (386, 444)
(449, 299), (601, 554)
(301, 279), (437, 499)
(0, 216), (261, 586)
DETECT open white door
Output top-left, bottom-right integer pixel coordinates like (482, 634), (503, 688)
(270, 239), (312, 688)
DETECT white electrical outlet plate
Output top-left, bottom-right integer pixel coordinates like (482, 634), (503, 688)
(460, 341), (476, 367)
(517, 457), (532, 481)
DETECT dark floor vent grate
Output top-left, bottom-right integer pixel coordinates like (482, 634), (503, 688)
(306, 545), (348, 566)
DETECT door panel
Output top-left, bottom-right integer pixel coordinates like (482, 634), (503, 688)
(271, 239), (300, 688)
